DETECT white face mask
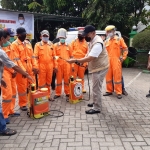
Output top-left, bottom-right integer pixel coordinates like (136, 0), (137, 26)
(19, 20), (24, 24)
(107, 32), (114, 38)
(42, 37), (49, 42)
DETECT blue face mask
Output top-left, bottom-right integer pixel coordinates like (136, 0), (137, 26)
(60, 38), (65, 44)
(42, 37), (49, 42)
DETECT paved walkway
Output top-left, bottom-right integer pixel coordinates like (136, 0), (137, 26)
(1, 68), (150, 150)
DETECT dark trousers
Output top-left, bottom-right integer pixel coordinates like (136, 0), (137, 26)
(51, 72), (56, 90)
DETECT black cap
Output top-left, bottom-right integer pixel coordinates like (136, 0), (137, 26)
(16, 27), (26, 35)
(18, 14), (24, 18)
(82, 25), (95, 36)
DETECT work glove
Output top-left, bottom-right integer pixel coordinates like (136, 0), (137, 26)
(12, 71), (17, 78)
(32, 68), (39, 75)
(119, 57), (124, 63)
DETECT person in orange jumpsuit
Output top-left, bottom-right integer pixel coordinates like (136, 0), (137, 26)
(103, 25), (128, 99)
(11, 27), (38, 111)
(1, 29), (19, 124)
(53, 28), (74, 99)
(34, 30), (56, 101)
(70, 30), (88, 93)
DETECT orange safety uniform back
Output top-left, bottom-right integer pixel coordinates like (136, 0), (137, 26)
(11, 39), (38, 74)
(71, 38), (88, 59)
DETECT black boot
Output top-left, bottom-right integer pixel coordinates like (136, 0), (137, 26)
(146, 90), (150, 97)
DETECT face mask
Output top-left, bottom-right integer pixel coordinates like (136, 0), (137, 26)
(19, 20), (24, 24)
(85, 36), (91, 42)
(107, 32), (114, 38)
(42, 37), (49, 42)
(60, 38), (65, 43)
(78, 35), (84, 41)
(9, 37), (15, 43)
(18, 34), (26, 42)
(3, 41), (10, 47)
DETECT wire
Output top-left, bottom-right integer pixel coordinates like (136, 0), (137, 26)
(49, 110), (64, 118)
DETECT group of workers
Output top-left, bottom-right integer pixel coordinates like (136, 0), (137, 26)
(0, 24), (128, 136)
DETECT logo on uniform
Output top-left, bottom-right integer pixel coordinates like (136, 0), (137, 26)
(74, 83), (82, 97)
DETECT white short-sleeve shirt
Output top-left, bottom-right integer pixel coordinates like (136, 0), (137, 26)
(88, 43), (102, 58)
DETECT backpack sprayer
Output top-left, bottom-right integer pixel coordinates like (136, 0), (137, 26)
(27, 83), (64, 119)
(55, 56), (91, 104)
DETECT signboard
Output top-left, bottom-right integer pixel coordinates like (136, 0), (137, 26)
(0, 10), (34, 39)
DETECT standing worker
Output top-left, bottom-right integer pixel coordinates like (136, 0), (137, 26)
(103, 25), (128, 99)
(67, 25), (109, 114)
(53, 28), (74, 99)
(11, 27), (38, 111)
(0, 29), (34, 135)
(70, 29), (88, 93)
(34, 30), (57, 101)
(1, 29), (19, 124)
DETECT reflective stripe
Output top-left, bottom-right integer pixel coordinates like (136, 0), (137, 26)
(56, 83), (62, 86)
(3, 99), (11, 103)
(122, 49), (128, 51)
(39, 84), (46, 88)
(106, 80), (113, 84)
(114, 81), (122, 84)
(18, 92), (27, 96)
(14, 58), (20, 61)
(32, 56), (37, 58)
(34, 56), (39, 59)
(46, 83), (51, 86)
(64, 82), (69, 86)
(12, 95), (16, 98)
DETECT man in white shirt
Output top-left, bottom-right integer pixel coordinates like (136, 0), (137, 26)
(67, 25), (109, 114)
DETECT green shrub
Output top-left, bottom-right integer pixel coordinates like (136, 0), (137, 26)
(132, 30), (150, 50)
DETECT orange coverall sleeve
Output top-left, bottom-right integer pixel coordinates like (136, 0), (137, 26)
(30, 46), (38, 69)
(34, 43), (40, 69)
(11, 43), (26, 71)
(4, 50), (15, 74)
(120, 38), (128, 60)
(68, 45), (74, 68)
(52, 45), (58, 69)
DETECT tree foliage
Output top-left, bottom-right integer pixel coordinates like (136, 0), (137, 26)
(83, 0), (150, 33)
(1, 0), (150, 36)
(132, 30), (150, 50)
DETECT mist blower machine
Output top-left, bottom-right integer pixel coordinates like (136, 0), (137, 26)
(56, 56), (90, 104)
(27, 84), (50, 119)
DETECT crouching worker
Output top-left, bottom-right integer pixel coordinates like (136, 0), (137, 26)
(67, 25), (109, 114)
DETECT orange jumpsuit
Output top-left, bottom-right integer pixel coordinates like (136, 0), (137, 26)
(11, 39), (37, 107)
(54, 42), (73, 96)
(34, 41), (56, 97)
(2, 43), (17, 118)
(70, 39), (88, 89)
(105, 36), (128, 94)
